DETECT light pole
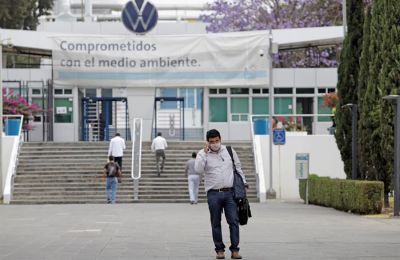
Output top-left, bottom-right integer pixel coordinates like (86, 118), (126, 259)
(341, 103), (357, 180)
(383, 95), (400, 216)
(343, 0), (347, 35)
(267, 29), (276, 199)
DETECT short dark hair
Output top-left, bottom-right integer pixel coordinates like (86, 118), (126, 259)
(157, 132), (162, 136)
(109, 155), (114, 161)
(206, 129), (221, 141)
(192, 152), (197, 158)
(115, 133), (120, 136)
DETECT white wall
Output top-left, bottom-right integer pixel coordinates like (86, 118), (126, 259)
(256, 134), (345, 199)
(54, 123), (75, 141)
(127, 87), (155, 141)
(1, 136), (15, 192)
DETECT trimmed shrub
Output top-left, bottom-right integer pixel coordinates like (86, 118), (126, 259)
(299, 175), (383, 215)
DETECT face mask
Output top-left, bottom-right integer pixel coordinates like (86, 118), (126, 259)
(209, 142), (221, 152)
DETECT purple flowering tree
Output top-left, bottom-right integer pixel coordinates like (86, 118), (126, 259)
(200, 0), (343, 67)
(2, 89), (43, 131)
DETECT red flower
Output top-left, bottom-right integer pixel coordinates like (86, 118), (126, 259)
(321, 92), (338, 109)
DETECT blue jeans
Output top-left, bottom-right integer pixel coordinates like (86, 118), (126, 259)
(106, 177), (118, 203)
(207, 190), (239, 253)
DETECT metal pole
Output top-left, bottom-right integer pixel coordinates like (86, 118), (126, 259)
(383, 95), (400, 216)
(0, 36), (3, 199)
(394, 100), (400, 216)
(343, 0), (347, 35)
(352, 104), (358, 179)
(267, 30), (276, 199)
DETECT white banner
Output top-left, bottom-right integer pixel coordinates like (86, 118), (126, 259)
(52, 31), (270, 87)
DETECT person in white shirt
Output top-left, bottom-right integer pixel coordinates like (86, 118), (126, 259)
(151, 132), (168, 176)
(108, 133), (126, 170)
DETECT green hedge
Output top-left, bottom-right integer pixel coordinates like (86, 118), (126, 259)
(299, 175), (383, 215)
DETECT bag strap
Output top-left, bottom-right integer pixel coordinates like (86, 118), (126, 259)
(227, 146), (249, 189)
(226, 146), (236, 171)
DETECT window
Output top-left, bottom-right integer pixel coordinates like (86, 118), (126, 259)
(32, 89), (41, 95)
(64, 89), (73, 95)
(54, 89), (63, 95)
(252, 97), (269, 114)
(231, 88), (249, 95)
(209, 88), (226, 94)
(252, 89), (261, 94)
(296, 88), (315, 94)
(296, 97), (313, 114)
(318, 97), (332, 122)
(209, 98), (227, 122)
(160, 88), (178, 109)
(262, 89), (269, 94)
(196, 88), (203, 110)
(274, 88), (293, 94)
(275, 97), (293, 114)
(231, 97), (249, 121)
(54, 98), (73, 123)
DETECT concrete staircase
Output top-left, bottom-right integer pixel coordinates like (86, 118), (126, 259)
(11, 141), (259, 204)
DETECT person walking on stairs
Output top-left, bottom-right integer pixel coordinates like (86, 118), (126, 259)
(103, 156), (121, 204)
(108, 133), (126, 170)
(151, 132), (168, 176)
(185, 152), (201, 204)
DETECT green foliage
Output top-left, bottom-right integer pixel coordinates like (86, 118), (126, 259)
(335, 0), (364, 179)
(0, 0), (53, 30)
(299, 175), (383, 215)
(355, 0), (400, 206)
(357, 7), (372, 180)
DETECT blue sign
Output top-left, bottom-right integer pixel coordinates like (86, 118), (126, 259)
(273, 128), (286, 145)
(122, 0), (158, 34)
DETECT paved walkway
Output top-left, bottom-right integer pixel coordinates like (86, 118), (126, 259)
(0, 201), (399, 260)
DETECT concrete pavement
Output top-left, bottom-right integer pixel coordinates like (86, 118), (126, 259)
(0, 201), (399, 260)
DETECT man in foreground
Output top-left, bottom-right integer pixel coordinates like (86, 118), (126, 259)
(195, 129), (246, 259)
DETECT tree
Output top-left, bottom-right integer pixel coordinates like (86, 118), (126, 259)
(200, 0), (343, 68)
(376, 0), (400, 207)
(358, 0), (396, 207)
(0, 0), (53, 30)
(334, 0), (364, 179)
(357, 6), (372, 180)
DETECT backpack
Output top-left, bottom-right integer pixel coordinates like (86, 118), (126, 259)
(107, 162), (118, 177)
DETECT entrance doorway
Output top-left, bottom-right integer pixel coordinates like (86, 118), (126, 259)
(153, 97), (185, 140)
(81, 97), (129, 141)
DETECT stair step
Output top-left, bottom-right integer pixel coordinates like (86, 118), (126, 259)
(13, 141), (259, 204)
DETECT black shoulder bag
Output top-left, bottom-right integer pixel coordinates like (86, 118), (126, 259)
(226, 146), (252, 225)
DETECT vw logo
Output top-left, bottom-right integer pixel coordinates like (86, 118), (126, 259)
(122, 0), (158, 34)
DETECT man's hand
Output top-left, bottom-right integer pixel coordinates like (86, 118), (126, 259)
(203, 142), (209, 154)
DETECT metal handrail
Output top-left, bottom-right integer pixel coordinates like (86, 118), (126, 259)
(131, 118), (143, 201)
(131, 118), (143, 180)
